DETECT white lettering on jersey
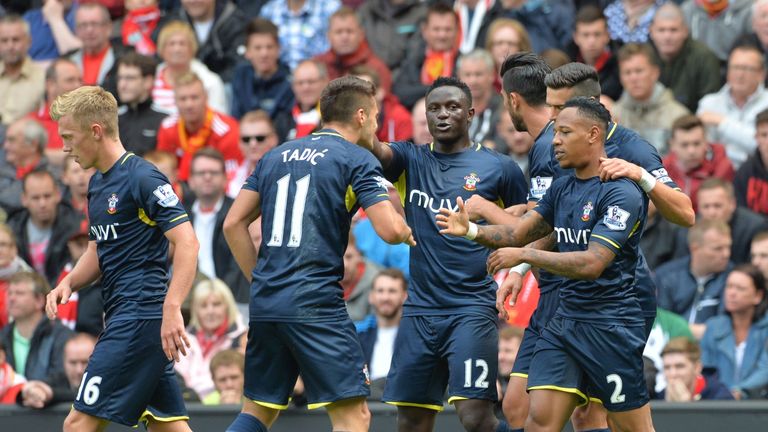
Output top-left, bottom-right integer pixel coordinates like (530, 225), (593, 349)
(90, 223), (119, 241)
(604, 206), (630, 231)
(280, 148), (328, 165)
(409, 189), (458, 214)
(529, 176), (552, 200)
(153, 184), (179, 208)
(553, 227), (591, 245)
(373, 175), (388, 191)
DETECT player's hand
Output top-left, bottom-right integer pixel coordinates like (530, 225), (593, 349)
(464, 194), (492, 221)
(436, 196), (470, 237)
(599, 157), (642, 182)
(161, 305), (191, 362)
(496, 271), (524, 320)
(46, 280), (72, 319)
(487, 247), (524, 275)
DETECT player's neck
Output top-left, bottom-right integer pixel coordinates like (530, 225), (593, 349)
(95, 140), (128, 173)
(322, 122), (361, 144)
(523, 106), (551, 139)
(433, 137), (472, 154)
(574, 160), (601, 179)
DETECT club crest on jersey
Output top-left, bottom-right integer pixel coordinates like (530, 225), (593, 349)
(463, 172), (480, 191)
(581, 201), (593, 222)
(604, 205), (630, 231)
(153, 184), (180, 208)
(107, 193), (118, 214)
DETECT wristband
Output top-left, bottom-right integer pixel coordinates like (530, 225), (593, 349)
(637, 168), (657, 193)
(464, 222), (478, 240)
(510, 263), (532, 276)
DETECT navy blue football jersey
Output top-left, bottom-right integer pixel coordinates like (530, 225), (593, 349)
(533, 176), (647, 325)
(243, 130), (390, 322)
(527, 122), (678, 306)
(385, 141), (527, 319)
(87, 153), (189, 322)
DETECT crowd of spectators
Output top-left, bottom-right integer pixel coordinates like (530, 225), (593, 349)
(1, 0), (768, 411)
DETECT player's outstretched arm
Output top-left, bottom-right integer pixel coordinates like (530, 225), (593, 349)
(363, 136), (395, 169)
(436, 197), (552, 248)
(464, 194), (522, 224)
(223, 189), (262, 281)
(366, 200), (416, 246)
(162, 222), (199, 362)
(599, 157), (695, 227)
(46, 240), (100, 319)
(488, 241), (616, 280)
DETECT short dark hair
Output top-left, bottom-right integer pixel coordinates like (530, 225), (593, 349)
(246, 18), (279, 45)
(500, 52), (550, 106)
(698, 177), (734, 198)
(45, 58), (78, 82)
(661, 337), (700, 363)
(191, 147), (226, 174)
(319, 76), (376, 124)
(756, 107), (768, 128)
(730, 264), (768, 321)
(426, 76), (473, 107)
(373, 268), (408, 291)
(729, 42), (766, 69)
(617, 43), (658, 67)
(561, 96), (611, 135)
(210, 349), (245, 377)
(22, 168), (58, 194)
(671, 114), (705, 136)
(575, 5), (607, 27)
(117, 51), (158, 78)
(545, 63), (601, 98)
(425, 3), (458, 26)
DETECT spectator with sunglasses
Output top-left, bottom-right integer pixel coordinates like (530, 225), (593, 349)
(227, 110), (278, 198)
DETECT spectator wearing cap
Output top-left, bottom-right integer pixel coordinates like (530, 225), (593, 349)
(0, 118), (52, 215)
(116, 52), (167, 157)
(156, 71), (242, 182)
(0, 271), (72, 382)
(7, 169), (83, 286)
(229, 18), (293, 142)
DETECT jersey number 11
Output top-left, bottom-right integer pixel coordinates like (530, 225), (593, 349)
(267, 174), (311, 248)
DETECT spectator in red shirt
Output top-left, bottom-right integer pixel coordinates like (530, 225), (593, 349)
(68, 2), (124, 94)
(157, 71), (242, 181)
(351, 65), (412, 143)
(287, 59), (327, 140)
(734, 108), (768, 217)
(663, 114), (735, 210)
(314, 6), (392, 95)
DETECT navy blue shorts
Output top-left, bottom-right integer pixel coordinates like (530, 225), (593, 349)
(527, 316), (649, 412)
(73, 319), (187, 427)
(511, 288), (559, 378)
(382, 314), (498, 411)
(244, 320), (369, 410)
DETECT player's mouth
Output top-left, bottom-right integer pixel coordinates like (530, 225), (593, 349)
(435, 122), (452, 131)
(554, 150), (565, 160)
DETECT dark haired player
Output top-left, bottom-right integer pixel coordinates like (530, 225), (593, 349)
(439, 97), (655, 432)
(360, 76), (527, 432)
(46, 85), (197, 432)
(222, 76), (414, 432)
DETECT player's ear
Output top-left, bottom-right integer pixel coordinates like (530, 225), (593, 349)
(91, 123), (102, 140)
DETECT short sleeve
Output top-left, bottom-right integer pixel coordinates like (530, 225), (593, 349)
(498, 156), (528, 207)
(382, 140), (410, 182)
(527, 138), (555, 202)
(531, 177), (561, 227)
(350, 150), (390, 210)
(589, 181), (645, 254)
(135, 165), (189, 232)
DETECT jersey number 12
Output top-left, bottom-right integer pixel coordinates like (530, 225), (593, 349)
(267, 174), (311, 248)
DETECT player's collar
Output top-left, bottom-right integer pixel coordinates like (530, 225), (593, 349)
(429, 141), (481, 152)
(606, 122), (618, 140)
(312, 129), (344, 139)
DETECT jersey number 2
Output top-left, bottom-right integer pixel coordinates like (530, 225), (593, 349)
(606, 373), (626, 403)
(267, 174), (310, 248)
